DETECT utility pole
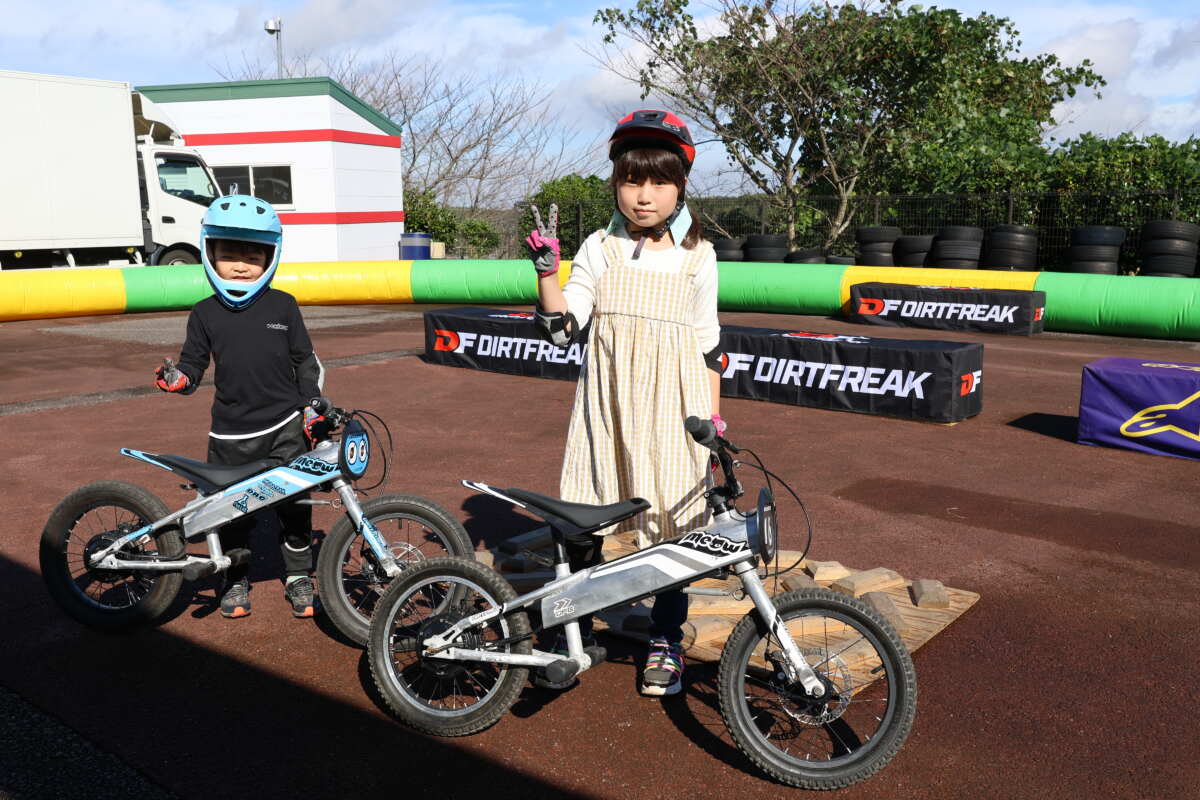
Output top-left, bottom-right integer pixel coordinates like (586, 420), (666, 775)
(265, 18), (283, 79)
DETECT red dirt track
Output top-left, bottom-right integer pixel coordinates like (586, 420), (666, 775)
(2, 305), (1198, 799)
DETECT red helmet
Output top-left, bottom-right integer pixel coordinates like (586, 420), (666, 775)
(608, 109), (696, 174)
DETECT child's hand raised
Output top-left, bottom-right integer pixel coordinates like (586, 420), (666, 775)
(525, 203), (560, 278)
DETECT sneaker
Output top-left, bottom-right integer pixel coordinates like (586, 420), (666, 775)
(641, 637), (684, 697)
(285, 576), (315, 618)
(219, 578), (251, 618)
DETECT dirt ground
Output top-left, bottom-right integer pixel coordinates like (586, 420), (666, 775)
(1, 304), (1197, 800)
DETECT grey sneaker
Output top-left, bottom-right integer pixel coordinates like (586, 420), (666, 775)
(219, 578), (251, 619)
(284, 576), (315, 618)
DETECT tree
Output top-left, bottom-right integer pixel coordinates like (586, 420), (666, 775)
(519, 174), (615, 257)
(594, 0), (1104, 246)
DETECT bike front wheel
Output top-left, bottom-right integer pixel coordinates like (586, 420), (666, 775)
(39, 481), (184, 631)
(368, 556), (530, 737)
(316, 494), (473, 646)
(717, 588), (917, 790)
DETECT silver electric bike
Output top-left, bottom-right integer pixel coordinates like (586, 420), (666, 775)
(40, 400), (470, 642)
(367, 417), (917, 790)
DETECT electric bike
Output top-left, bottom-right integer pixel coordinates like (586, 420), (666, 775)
(40, 401), (471, 643)
(366, 417), (917, 790)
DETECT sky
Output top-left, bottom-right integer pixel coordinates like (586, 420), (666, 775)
(2, 0), (1197, 183)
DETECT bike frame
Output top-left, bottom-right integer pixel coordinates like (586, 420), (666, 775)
(85, 419), (402, 580)
(422, 475), (827, 698)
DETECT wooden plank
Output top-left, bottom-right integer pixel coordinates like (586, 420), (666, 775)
(831, 567), (906, 598)
(473, 549), (494, 568)
(863, 591), (910, 636)
(682, 615), (737, 648)
(910, 578), (950, 609)
(686, 592), (754, 616)
(806, 560), (851, 582)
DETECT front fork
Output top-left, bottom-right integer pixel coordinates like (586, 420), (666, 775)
(332, 478), (401, 579)
(732, 560), (828, 698)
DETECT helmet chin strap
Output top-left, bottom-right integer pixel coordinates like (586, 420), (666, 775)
(624, 201), (691, 259)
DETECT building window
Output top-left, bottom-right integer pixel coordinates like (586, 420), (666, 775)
(211, 165), (293, 207)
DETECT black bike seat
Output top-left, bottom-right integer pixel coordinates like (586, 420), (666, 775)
(151, 453), (276, 495)
(503, 488), (649, 535)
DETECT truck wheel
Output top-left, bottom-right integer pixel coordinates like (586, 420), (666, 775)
(158, 248), (197, 265)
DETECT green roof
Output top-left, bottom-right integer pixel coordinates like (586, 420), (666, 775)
(135, 77), (402, 138)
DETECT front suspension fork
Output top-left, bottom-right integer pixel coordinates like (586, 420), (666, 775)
(332, 478), (401, 578)
(733, 560), (828, 698)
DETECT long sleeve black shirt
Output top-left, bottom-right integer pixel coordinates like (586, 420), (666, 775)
(175, 290), (322, 436)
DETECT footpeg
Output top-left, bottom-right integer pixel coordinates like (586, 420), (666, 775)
(182, 560), (216, 581)
(583, 645), (607, 666)
(225, 548), (251, 568)
(543, 658), (580, 685)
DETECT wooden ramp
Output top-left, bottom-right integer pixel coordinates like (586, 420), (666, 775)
(477, 529), (979, 663)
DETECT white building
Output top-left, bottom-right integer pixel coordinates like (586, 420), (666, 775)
(137, 77), (404, 262)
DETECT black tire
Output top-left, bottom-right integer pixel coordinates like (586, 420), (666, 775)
(1140, 238), (1199, 257)
(1068, 261), (1120, 274)
(784, 249), (824, 263)
(368, 556), (531, 736)
(713, 237), (745, 251)
(157, 247), (198, 265)
(1140, 254), (1197, 275)
(717, 588), (916, 790)
(854, 226), (901, 243)
(932, 259), (979, 269)
(935, 225), (984, 242)
(40, 481), (184, 631)
(982, 264), (1041, 271)
(1141, 220), (1200, 243)
(316, 494), (473, 647)
(981, 247), (1037, 267)
(931, 242), (982, 260)
(896, 253), (930, 267)
(991, 224), (1038, 236)
(858, 242), (895, 254)
(855, 253), (894, 267)
(745, 234), (787, 249)
(716, 251), (745, 262)
(1140, 272), (1189, 278)
(744, 247), (789, 262)
(893, 235), (933, 254)
(1067, 245), (1120, 263)
(1070, 225), (1126, 246)
(825, 255), (856, 265)
(985, 232), (1037, 251)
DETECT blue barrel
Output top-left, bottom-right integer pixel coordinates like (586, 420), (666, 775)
(399, 232), (432, 260)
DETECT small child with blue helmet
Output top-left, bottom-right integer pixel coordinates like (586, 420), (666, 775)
(154, 194), (325, 619)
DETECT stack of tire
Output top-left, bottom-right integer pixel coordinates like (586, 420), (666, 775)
(929, 226), (984, 268)
(1139, 220), (1200, 277)
(855, 226), (901, 266)
(893, 235), (933, 267)
(1064, 226), (1125, 274)
(784, 247), (825, 264)
(981, 224), (1038, 270)
(713, 237), (745, 262)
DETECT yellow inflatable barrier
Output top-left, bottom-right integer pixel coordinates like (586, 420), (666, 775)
(838, 266), (1040, 306)
(274, 261), (415, 305)
(0, 267), (126, 322)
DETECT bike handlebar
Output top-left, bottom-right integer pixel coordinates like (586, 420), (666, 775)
(684, 415), (741, 454)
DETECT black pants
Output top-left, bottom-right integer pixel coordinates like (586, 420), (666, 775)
(207, 416), (313, 582)
(564, 531), (688, 644)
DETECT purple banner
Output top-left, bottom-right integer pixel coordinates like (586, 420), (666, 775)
(1078, 357), (1200, 460)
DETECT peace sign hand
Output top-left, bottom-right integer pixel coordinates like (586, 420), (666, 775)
(525, 203), (561, 278)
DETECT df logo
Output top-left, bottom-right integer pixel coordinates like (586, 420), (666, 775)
(959, 370), (982, 396)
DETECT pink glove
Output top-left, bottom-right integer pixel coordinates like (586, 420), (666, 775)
(711, 413), (727, 436)
(526, 204), (560, 277)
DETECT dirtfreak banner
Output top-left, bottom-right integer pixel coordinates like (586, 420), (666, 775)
(845, 282), (1046, 335)
(1079, 357), (1200, 460)
(424, 308), (983, 422)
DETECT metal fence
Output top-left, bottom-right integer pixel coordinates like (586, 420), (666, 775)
(477, 190), (1200, 268)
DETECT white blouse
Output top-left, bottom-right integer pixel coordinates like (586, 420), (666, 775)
(563, 229), (721, 353)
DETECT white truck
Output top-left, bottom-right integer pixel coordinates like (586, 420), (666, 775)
(0, 69), (220, 268)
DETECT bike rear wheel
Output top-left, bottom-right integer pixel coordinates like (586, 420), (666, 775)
(717, 588), (916, 789)
(368, 556), (530, 737)
(39, 481), (184, 631)
(316, 494), (472, 646)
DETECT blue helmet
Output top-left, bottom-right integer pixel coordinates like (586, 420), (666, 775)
(200, 194), (283, 310)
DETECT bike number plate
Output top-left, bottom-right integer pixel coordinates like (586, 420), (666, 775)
(339, 419), (370, 478)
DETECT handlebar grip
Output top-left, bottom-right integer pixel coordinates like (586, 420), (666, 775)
(309, 396), (333, 415)
(685, 415), (718, 448)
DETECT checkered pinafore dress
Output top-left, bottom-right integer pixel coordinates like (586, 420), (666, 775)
(559, 233), (714, 549)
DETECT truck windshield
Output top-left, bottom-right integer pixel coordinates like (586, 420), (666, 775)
(155, 155), (218, 207)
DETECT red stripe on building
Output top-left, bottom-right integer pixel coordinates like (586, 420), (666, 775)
(184, 129), (402, 148)
(278, 211), (406, 225)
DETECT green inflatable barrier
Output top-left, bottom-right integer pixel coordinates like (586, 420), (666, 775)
(717, 262), (847, 314)
(121, 264), (211, 312)
(410, 259), (539, 304)
(1034, 271), (1200, 338)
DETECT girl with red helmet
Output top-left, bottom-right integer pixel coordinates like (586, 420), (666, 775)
(526, 109), (724, 697)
